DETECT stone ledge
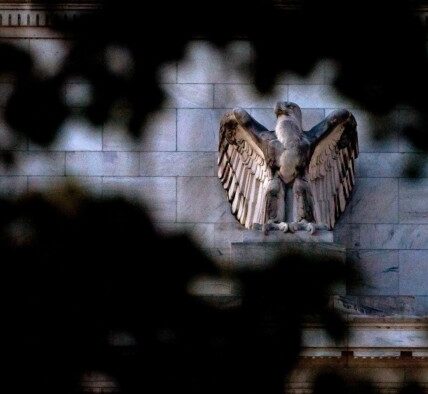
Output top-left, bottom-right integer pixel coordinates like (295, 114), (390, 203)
(230, 234), (344, 269)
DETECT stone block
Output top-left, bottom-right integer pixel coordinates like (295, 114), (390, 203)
(177, 109), (224, 151)
(231, 241), (345, 271)
(177, 40), (252, 84)
(400, 153), (428, 178)
(302, 328), (345, 347)
(250, 108), (325, 131)
(63, 82), (93, 107)
(399, 250), (428, 296)
(288, 85), (350, 109)
(242, 229), (334, 243)
(213, 222), (245, 248)
(184, 223), (215, 249)
(347, 250), (399, 296)
(158, 61), (177, 83)
(30, 118), (102, 151)
(66, 152), (139, 176)
(0, 152), (65, 176)
(0, 176), (27, 197)
(356, 153), (404, 178)
(230, 242), (268, 268)
(163, 84), (213, 108)
(140, 152), (216, 176)
(348, 325), (428, 348)
(28, 176), (103, 195)
(102, 177), (176, 222)
(29, 38), (69, 76)
(103, 109), (177, 151)
(351, 296), (416, 315)
(177, 176), (235, 223)
(249, 108), (277, 130)
(415, 296), (428, 316)
(399, 179), (428, 224)
(359, 224), (428, 250)
(342, 178), (398, 224)
(333, 223), (361, 249)
(214, 84), (288, 109)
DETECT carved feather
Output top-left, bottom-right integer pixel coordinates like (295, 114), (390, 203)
(306, 110), (358, 230)
(218, 110), (276, 229)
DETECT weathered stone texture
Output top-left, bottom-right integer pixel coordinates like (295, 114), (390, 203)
(177, 109), (223, 151)
(342, 178), (398, 224)
(399, 251), (428, 296)
(140, 152), (216, 177)
(0, 38), (426, 307)
(66, 152), (139, 176)
(177, 176), (234, 223)
(214, 84), (288, 108)
(163, 83), (214, 108)
(103, 109), (177, 152)
(399, 179), (428, 224)
(347, 250), (399, 296)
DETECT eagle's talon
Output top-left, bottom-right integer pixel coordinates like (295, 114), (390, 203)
(277, 222), (289, 233)
(306, 223), (316, 235)
(288, 222), (300, 233)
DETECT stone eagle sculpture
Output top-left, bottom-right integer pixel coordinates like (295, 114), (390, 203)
(218, 102), (358, 234)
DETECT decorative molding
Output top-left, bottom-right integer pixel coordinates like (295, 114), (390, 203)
(0, 1), (426, 30)
(301, 316), (428, 360)
(0, 2), (100, 28)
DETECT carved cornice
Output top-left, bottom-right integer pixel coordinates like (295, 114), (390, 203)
(301, 316), (428, 360)
(0, 2), (99, 28)
(0, 1), (426, 30)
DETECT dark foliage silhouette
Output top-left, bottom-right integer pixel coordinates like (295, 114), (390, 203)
(3, 187), (347, 393)
(1, 0), (427, 152)
(0, 0), (427, 393)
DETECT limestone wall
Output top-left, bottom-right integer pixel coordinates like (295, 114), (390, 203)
(0, 36), (427, 316)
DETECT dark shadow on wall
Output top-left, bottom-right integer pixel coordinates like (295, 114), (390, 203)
(0, 0), (427, 393)
(3, 187), (350, 394)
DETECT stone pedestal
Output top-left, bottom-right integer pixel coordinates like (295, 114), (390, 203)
(229, 229), (343, 268)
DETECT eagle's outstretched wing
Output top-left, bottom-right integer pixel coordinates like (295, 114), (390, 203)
(218, 108), (277, 229)
(306, 109), (358, 230)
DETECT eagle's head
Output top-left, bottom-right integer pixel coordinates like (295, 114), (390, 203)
(275, 101), (301, 117)
(274, 101), (302, 131)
